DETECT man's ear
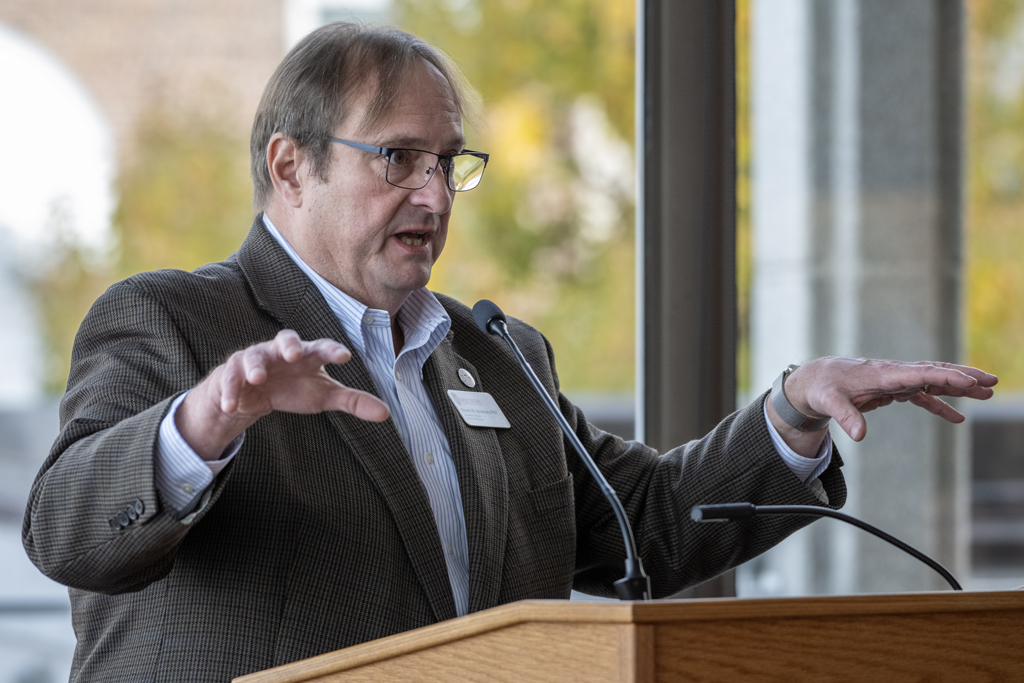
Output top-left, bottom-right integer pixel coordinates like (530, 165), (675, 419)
(267, 133), (307, 208)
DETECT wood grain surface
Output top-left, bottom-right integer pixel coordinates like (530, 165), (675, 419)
(655, 608), (1024, 682)
(235, 592), (1024, 683)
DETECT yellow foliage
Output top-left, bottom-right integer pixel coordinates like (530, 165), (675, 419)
(487, 94), (549, 181)
(966, 0), (1024, 389)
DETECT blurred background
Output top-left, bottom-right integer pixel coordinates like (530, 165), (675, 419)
(0, 0), (1022, 680)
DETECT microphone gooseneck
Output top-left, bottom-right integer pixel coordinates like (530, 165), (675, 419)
(472, 299), (651, 600)
(691, 503), (962, 591)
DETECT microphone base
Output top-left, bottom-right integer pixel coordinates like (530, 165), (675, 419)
(614, 560), (652, 600)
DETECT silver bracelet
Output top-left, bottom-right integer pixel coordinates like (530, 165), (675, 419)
(771, 364), (831, 432)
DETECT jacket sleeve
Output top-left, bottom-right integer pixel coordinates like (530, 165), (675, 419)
(516, 330), (847, 599)
(22, 279), (234, 594)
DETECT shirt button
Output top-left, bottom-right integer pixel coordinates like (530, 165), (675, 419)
(446, 542), (455, 555)
(362, 311), (374, 325)
(395, 369), (403, 381)
(182, 483), (195, 494)
(425, 452), (435, 465)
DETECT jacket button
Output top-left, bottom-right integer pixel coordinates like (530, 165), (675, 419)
(134, 499), (144, 515)
(109, 517), (120, 531)
(126, 505), (138, 521)
(117, 511), (130, 527)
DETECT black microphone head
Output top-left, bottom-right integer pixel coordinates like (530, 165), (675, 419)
(472, 299), (506, 335)
(690, 503), (756, 522)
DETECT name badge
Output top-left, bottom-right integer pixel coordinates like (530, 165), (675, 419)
(447, 390), (511, 429)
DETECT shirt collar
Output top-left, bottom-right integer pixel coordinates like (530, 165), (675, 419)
(260, 214), (451, 360)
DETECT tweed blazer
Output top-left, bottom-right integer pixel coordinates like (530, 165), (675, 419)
(23, 217), (845, 682)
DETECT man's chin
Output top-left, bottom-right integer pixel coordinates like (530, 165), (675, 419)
(387, 268), (433, 297)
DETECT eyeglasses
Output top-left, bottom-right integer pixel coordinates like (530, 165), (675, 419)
(324, 137), (489, 192)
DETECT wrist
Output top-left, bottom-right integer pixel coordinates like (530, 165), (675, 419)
(774, 364), (830, 425)
(765, 391), (830, 458)
(176, 384), (257, 461)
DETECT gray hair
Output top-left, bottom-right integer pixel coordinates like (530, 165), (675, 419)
(250, 22), (475, 211)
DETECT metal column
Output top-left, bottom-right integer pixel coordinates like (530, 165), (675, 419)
(638, 0), (738, 597)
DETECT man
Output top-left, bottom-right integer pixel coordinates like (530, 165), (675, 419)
(23, 22), (995, 683)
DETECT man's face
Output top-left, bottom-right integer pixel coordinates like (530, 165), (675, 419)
(296, 60), (464, 312)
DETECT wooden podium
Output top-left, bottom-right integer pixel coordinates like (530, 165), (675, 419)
(235, 590), (1024, 682)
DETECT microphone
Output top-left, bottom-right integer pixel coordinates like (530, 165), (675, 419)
(690, 503), (962, 591)
(472, 299), (506, 337)
(472, 300), (651, 600)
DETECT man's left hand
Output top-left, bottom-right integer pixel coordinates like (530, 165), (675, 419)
(782, 357), (997, 445)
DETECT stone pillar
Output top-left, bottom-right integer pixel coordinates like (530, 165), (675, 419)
(745, 0), (966, 595)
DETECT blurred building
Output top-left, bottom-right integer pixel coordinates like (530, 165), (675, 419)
(0, 0), (285, 162)
(0, 2), (386, 681)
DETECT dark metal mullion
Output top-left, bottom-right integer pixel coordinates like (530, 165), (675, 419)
(638, 0), (738, 598)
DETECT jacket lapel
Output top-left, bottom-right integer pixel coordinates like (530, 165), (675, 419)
(422, 334), (508, 614)
(236, 217), (458, 623)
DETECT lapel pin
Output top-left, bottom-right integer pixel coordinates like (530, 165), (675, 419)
(458, 368), (476, 388)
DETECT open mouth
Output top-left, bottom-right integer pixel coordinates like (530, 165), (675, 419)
(396, 231), (430, 247)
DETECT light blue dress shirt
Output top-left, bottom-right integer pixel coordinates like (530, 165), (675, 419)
(153, 214), (832, 615)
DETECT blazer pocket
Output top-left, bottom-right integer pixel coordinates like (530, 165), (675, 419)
(530, 474), (574, 514)
(503, 474), (576, 599)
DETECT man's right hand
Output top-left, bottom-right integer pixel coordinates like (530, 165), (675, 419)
(175, 329), (390, 460)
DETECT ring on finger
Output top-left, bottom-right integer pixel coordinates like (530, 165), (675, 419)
(922, 384), (930, 395)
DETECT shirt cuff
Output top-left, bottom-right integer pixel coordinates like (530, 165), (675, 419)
(762, 396), (832, 485)
(154, 391), (244, 519)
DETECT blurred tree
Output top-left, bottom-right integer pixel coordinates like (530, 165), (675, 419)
(395, 0), (637, 392)
(966, 0), (1024, 388)
(32, 108), (252, 392)
(32, 199), (114, 395)
(114, 111), (253, 280)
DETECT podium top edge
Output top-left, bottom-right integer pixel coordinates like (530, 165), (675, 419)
(233, 591), (1024, 683)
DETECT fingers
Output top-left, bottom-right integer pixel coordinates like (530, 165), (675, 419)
(217, 331), (352, 415)
(902, 361), (998, 393)
(330, 387), (391, 422)
(219, 351), (247, 413)
(273, 328), (305, 362)
(923, 382), (995, 400)
(904, 364), (994, 401)
(305, 337), (352, 365)
(818, 392), (869, 442)
(272, 330), (352, 366)
(913, 360), (998, 387)
(242, 345), (270, 385)
(861, 362), (998, 406)
(892, 364), (978, 391)
(909, 392), (965, 424)
(236, 331), (311, 391)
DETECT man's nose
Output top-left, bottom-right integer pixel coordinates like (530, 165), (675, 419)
(409, 165), (454, 214)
